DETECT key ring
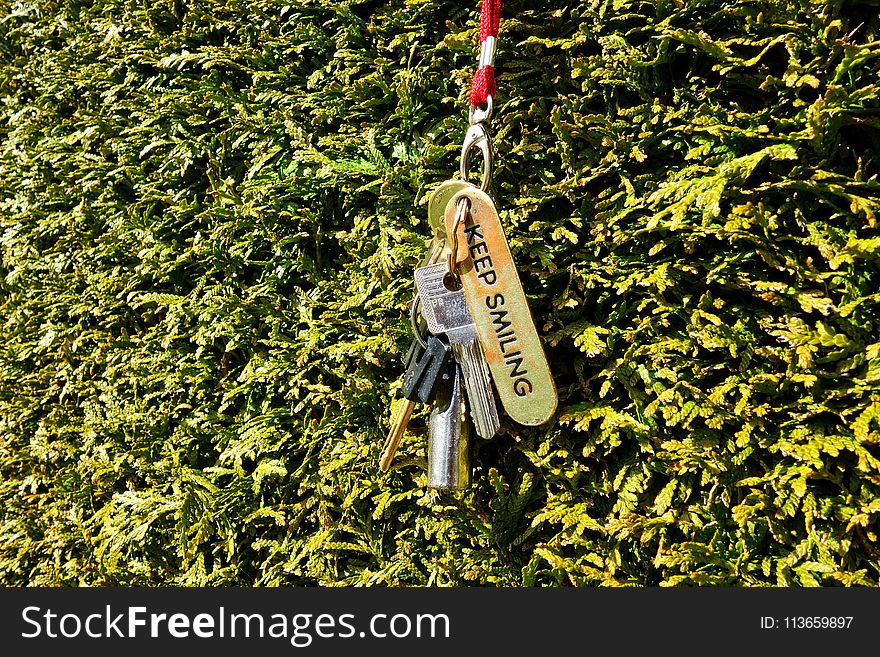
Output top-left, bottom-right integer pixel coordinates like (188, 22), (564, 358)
(447, 196), (471, 277)
(409, 294), (429, 348)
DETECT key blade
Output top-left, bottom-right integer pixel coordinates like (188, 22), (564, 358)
(451, 340), (500, 440)
(379, 398), (415, 471)
(415, 263), (499, 441)
(381, 334), (454, 472)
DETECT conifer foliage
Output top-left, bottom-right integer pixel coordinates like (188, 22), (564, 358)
(1, 0), (879, 585)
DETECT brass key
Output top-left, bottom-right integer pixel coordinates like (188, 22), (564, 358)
(379, 329), (453, 471)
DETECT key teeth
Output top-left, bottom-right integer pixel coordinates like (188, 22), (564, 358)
(452, 340), (500, 441)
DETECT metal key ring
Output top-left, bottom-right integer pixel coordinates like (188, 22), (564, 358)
(409, 294), (429, 348)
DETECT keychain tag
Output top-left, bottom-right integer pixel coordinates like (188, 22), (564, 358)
(444, 187), (557, 426)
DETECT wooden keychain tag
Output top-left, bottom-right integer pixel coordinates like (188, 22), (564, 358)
(444, 187), (557, 426)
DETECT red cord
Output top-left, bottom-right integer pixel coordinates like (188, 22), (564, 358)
(469, 0), (503, 108)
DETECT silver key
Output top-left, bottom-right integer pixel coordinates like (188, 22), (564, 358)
(427, 362), (471, 490)
(414, 262), (500, 440)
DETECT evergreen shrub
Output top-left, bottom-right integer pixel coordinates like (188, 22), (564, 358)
(1, 0), (879, 585)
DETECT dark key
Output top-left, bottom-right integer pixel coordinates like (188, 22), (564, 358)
(401, 333), (453, 404)
(379, 333), (453, 471)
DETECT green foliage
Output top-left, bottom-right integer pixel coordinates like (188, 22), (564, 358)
(1, 0), (879, 586)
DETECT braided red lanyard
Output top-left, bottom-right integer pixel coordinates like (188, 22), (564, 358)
(469, 0), (502, 109)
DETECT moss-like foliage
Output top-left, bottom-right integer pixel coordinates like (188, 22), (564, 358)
(1, 0), (879, 586)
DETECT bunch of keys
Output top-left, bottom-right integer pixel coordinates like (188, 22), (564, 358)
(379, 4), (556, 489)
(379, 125), (558, 489)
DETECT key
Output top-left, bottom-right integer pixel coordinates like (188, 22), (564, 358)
(379, 331), (454, 471)
(414, 261), (500, 440)
(427, 362), (471, 490)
